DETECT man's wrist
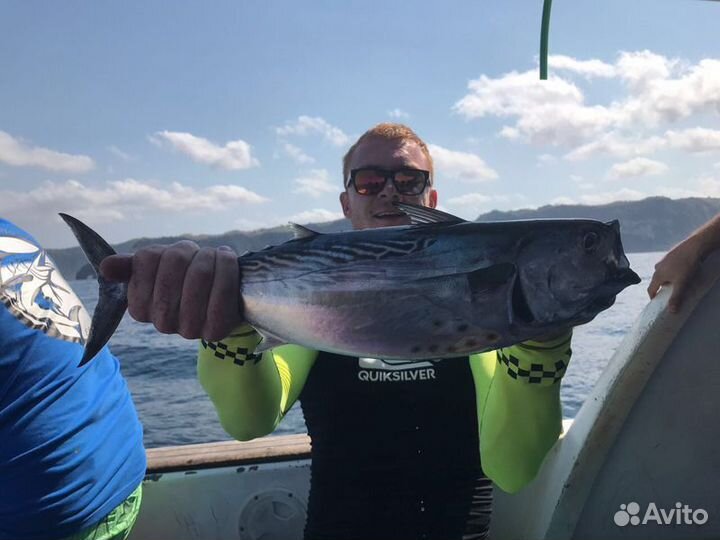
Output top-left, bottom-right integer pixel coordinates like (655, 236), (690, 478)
(527, 329), (572, 345)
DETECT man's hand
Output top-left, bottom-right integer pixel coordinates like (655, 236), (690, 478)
(100, 242), (243, 341)
(647, 237), (704, 314)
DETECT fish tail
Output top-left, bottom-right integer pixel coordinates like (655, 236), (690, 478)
(59, 213), (128, 366)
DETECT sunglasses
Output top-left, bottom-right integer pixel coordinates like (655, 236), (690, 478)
(347, 168), (430, 196)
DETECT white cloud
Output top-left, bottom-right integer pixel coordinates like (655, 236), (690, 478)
(388, 108), (410, 119)
(153, 131), (259, 170)
(549, 55), (615, 78)
(0, 131), (94, 173)
(565, 127), (720, 161)
(499, 126), (521, 140)
(283, 143), (315, 164)
(456, 52), (720, 148)
(578, 188), (647, 205)
(293, 169), (339, 198)
(446, 193), (492, 207)
(428, 144), (498, 182)
(233, 207), (345, 231)
(575, 175), (720, 205)
(614, 50), (677, 90)
(107, 145), (134, 161)
(455, 70), (583, 119)
(0, 179), (268, 224)
(454, 70), (613, 145)
(537, 154), (557, 166)
(607, 157), (668, 180)
(615, 56), (720, 128)
(696, 176), (720, 197)
(552, 196), (577, 205)
(564, 132), (666, 161)
(288, 208), (344, 224)
(276, 116), (349, 146)
(569, 175), (595, 190)
(665, 128), (720, 153)
(444, 193), (517, 218)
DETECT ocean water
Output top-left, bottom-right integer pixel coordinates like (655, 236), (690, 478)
(71, 251), (664, 449)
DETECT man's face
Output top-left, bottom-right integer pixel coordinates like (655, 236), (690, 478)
(340, 138), (438, 230)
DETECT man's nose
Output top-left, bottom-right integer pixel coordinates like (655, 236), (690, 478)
(378, 179), (400, 199)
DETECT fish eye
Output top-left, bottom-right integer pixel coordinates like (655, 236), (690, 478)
(583, 232), (599, 252)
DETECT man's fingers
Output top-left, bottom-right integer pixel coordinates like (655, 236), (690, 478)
(667, 278), (691, 314)
(127, 246), (165, 323)
(100, 255), (133, 282)
(203, 246), (240, 341)
(109, 242), (239, 338)
(152, 241), (198, 334)
(178, 247), (216, 339)
(647, 272), (664, 300)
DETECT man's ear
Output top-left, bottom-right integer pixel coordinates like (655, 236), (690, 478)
(428, 188), (438, 209)
(340, 191), (351, 218)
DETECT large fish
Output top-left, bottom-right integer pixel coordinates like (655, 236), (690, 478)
(60, 203), (640, 365)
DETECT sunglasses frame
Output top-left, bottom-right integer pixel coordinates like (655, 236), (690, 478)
(346, 167), (431, 196)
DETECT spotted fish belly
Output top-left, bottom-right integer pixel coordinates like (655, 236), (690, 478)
(242, 272), (513, 360)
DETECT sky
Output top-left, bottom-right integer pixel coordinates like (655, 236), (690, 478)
(1, 0), (719, 249)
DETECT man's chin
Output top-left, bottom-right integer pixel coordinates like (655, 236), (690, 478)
(371, 215), (411, 228)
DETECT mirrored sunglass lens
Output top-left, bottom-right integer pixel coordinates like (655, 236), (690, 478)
(354, 170), (386, 194)
(394, 171), (426, 194)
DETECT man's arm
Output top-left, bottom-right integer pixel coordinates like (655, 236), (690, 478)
(648, 214), (720, 312)
(470, 332), (572, 493)
(197, 325), (317, 441)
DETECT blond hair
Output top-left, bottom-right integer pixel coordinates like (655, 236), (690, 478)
(342, 123), (434, 186)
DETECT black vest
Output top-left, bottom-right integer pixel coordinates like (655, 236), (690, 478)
(299, 352), (493, 540)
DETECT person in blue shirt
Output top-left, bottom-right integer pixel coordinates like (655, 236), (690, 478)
(0, 217), (146, 540)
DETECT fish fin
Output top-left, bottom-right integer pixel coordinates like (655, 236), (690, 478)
(393, 202), (467, 225)
(255, 329), (287, 353)
(468, 263), (516, 297)
(510, 271), (535, 325)
(288, 222), (320, 240)
(59, 213), (128, 366)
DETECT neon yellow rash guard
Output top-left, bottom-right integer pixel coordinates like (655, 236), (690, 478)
(197, 327), (571, 494)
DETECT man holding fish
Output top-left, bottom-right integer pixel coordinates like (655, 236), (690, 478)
(81, 123), (639, 540)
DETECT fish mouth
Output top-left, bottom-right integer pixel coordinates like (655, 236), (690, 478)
(599, 267), (641, 296)
(578, 268), (640, 320)
(590, 294), (617, 311)
(615, 267), (641, 287)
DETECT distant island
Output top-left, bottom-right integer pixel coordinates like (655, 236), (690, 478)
(49, 196), (720, 280)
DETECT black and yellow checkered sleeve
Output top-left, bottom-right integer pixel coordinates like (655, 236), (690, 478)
(200, 339), (263, 366)
(496, 332), (572, 386)
(199, 325), (263, 366)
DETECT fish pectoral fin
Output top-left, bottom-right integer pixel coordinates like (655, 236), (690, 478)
(393, 202), (467, 225)
(288, 223), (321, 240)
(255, 330), (288, 353)
(468, 263), (516, 297)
